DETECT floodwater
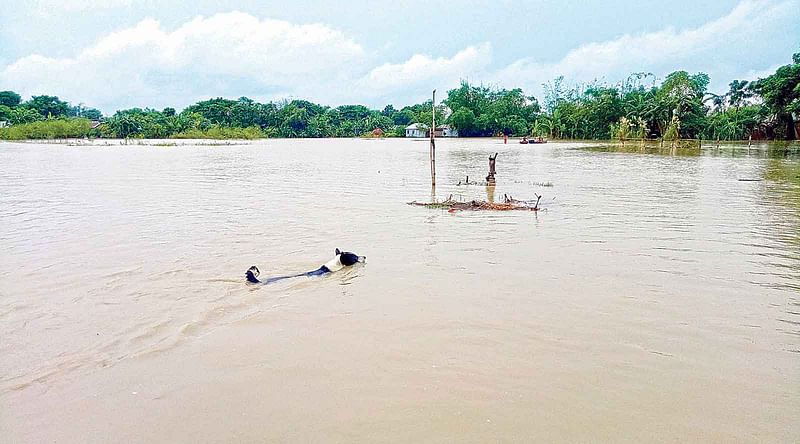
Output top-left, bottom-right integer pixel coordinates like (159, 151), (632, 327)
(1, 138), (798, 442)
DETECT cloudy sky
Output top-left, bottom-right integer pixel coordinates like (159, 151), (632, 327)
(0, 0), (797, 113)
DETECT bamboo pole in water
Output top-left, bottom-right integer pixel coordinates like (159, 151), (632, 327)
(430, 89), (436, 187)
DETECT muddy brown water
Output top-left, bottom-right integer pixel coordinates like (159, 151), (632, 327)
(1, 138), (798, 442)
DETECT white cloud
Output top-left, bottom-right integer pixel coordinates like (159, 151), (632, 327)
(743, 63), (784, 82)
(0, 12), (365, 111)
(0, 9), (491, 111)
(0, 0), (795, 112)
(493, 0), (792, 96)
(356, 43), (492, 98)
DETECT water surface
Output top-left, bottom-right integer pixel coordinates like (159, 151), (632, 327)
(1, 138), (798, 442)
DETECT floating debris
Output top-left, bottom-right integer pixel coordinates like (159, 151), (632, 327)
(512, 180), (554, 187)
(456, 175), (483, 186)
(408, 194), (547, 212)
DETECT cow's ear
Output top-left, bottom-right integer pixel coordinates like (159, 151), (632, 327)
(335, 248), (341, 255)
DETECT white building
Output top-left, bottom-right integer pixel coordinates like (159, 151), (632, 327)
(437, 124), (458, 137)
(406, 123), (460, 138)
(405, 123), (428, 138)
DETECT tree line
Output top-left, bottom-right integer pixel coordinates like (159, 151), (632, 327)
(1, 51), (797, 141)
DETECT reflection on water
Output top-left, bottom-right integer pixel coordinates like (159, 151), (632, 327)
(485, 184), (496, 203)
(760, 158), (800, 338)
(583, 141), (800, 347)
(1, 138), (798, 441)
(584, 140), (800, 159)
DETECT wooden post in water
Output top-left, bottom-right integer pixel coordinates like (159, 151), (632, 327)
(430, 89), (436, 187)
(486, 152), (498, 185)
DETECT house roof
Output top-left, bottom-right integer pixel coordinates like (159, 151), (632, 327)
(405, 123), (424, 130)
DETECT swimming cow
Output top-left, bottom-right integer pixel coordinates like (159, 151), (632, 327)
(246, 248), (366, 285)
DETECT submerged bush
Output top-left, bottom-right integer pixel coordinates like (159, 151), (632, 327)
(0, 118), (91, 140)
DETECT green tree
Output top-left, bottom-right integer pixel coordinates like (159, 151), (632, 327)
(751, 52), (800, 140)
(392, 110), (413, 126)
(449, 108), (476, 135)
(25, 95), (70, 118)
(68, 104), (102, 120)
(444, 81), (539, 136)
(307, 114), (334, 137)
(655, 71), (710, 138)
(105, 108), (172, 138)
(0, 91), (22, 107)
(499, 115), (528, 136)
(727, 80), (753, 109)
(184, 98), (238, 125)
(704, 105), (766, 140)
(281, 106), (309, 136)
(0, 105), (11, 122)
(542, 76), (566, 114)
(335, 105), (372, 121)
(381, 104), (396, 117)
(82, 108), (103, 120)
(8, 107), (42, 124)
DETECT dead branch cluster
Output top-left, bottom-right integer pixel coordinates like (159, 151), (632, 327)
(408, 193), (545, 212)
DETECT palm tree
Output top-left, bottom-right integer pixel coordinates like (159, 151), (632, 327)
(704, 93), (726, 112)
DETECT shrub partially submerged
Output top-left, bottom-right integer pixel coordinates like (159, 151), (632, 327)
(0, 118), (91, 140)
(170, 125), (264, 140)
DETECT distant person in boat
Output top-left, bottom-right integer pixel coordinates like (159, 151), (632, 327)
(521, 136), (528, 144)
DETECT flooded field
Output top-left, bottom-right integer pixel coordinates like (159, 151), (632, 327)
(1, 138), (798, 442)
